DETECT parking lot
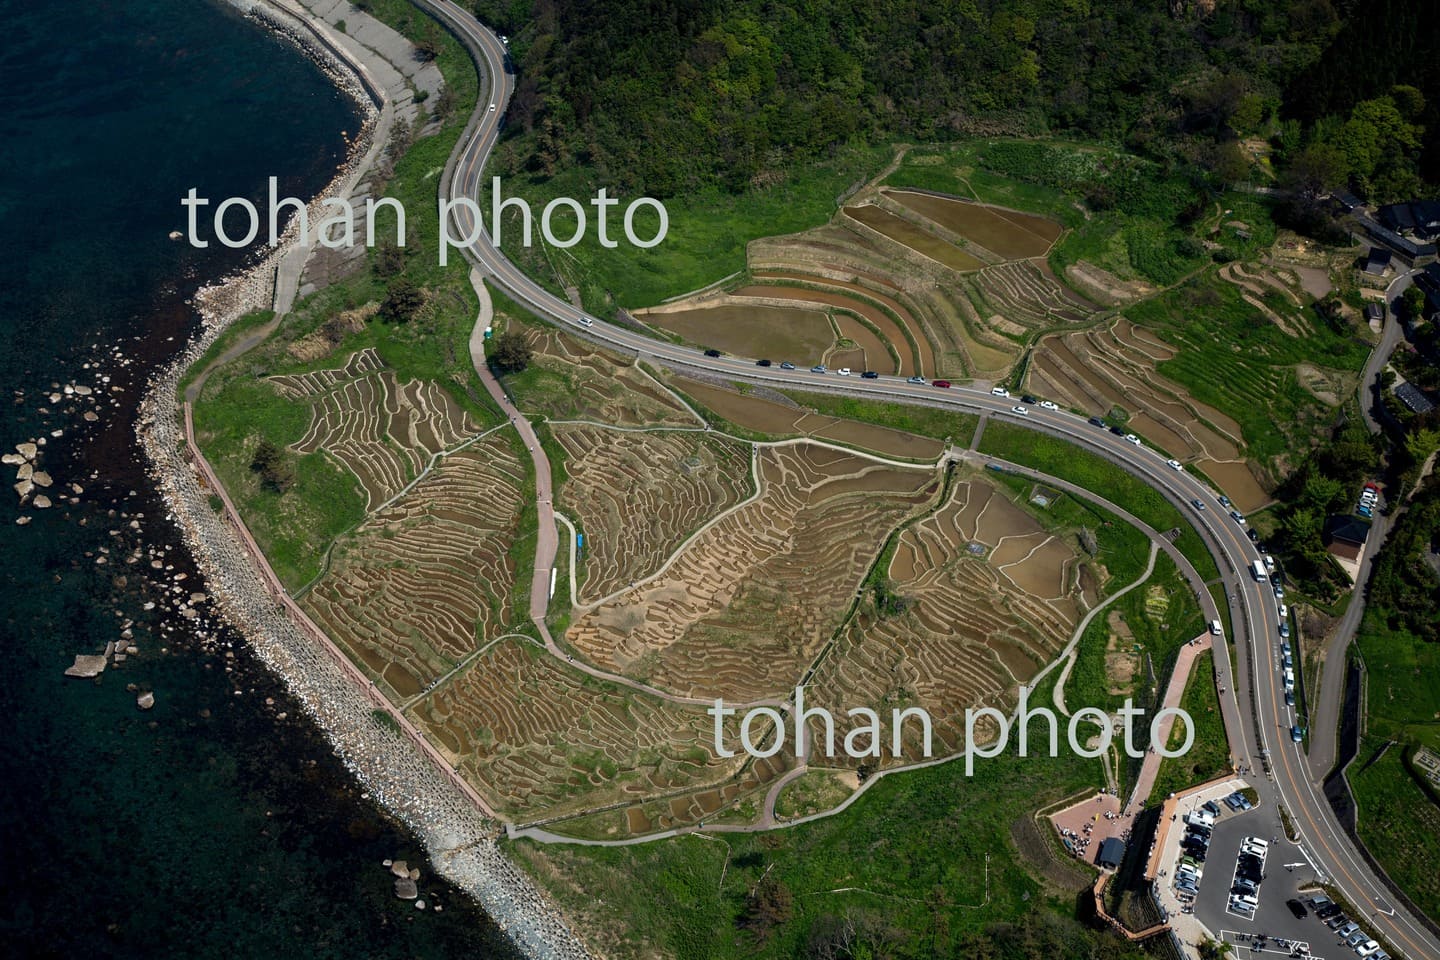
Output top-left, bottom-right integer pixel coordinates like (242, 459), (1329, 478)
(1149, 779), (1350, 953)
(1192, 795), (1316, 946)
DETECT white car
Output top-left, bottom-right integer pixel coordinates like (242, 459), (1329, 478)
(1124, 433), (1141, 446)
(1166, 458), (1183, 470)
(836, 367), (852, 377)
(1278, 603), (1288, 619)
(489, 103), (496, 112)
(1357, 941), (1381, 958)
(990, 386), (1009, 397)
(577, 317), (594, 327)
(1038, 400), (1058, 410)
(1011, 405), (1029, 416)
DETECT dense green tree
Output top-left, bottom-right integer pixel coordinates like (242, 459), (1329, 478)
(488, 331), (533, 374)
(379, 276), (425, 323)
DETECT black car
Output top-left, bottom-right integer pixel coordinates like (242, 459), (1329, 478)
(756, 358), (772, 367)
(1021, 395), (1037, 404)
(1247, 529), (1259, 542)
(1088, 417), (1106, 427)
(1285, 899), (1307, 919)
(1109, 425), (1125, 436)
(1316, 903), (1343, 920)
(861, 370), (879, 379)
(704, 348), (722, 358)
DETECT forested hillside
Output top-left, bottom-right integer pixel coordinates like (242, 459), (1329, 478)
(475, 0), (1435, 201)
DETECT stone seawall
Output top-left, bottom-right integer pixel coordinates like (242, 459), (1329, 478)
(137, 2), (593, 957)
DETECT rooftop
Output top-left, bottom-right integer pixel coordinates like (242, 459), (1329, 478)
(1395, 382), (1436, 414)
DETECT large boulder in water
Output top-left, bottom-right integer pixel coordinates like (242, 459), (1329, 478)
(64, 655), (107, 678)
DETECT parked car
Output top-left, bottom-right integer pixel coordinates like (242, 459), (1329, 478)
(703, 348), (722, 358)
(1201, 800), (1221, 817)
(933, 380), (952, 389)
(1285, 898), (1307, 919)
(1285, 690), (1295, 707)
(1291, 724), (1304, 742)
(1109, 425), (1125, 436)
(756, 358), (772, 367)
(861, 370), (879, 379)
(1088, 416), (1106, 427)
(1021, 394), (1037, 404)
(779, 361), (796, 370)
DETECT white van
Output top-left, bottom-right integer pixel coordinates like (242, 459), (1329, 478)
(990, 386), (1009, 397)
(1210, 619), (1223, 637)
(577, 316), (594, 327)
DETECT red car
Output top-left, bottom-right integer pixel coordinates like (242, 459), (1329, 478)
(932, 379), (952, 389)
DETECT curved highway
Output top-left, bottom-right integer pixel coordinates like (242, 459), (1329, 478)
(411, 3), (1438, 954)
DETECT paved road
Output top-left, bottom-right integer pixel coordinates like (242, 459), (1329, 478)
(1306, 265), (1415, 779)
(411, 3), (1439, 953)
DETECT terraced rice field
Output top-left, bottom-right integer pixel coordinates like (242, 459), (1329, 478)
(511, 325), (700, 427)
(563, 443), (941, 701)
(644, 187), (1092, 381)
(634, 300), (835, 361)
(302, 435), (526, 701)
(884, 190), (1061, 259)
(805, 477), (1085, 765)
(843, 203), (985, 272)
(672, 378), (945, 461)
(551, 425), (755, 601)
(737, 280), (929, 376)
(1027, 317), (1272, 512)
(271, 348), (483, 508)
(409, 638), (752, 821)
(965, 259), (1100, 326)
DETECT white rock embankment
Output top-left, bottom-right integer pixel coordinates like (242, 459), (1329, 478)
(137, 3), (593, 958)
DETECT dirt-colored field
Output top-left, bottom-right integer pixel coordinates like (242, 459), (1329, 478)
(635, 300), (834, 360)
(739, 279), (935, 377)
(803, 476), (1085, 765)
(516, 326), (700, 428)
(675, 378), (805, 435)
(302, 435), (526, 701)
(672, 378), (943, 461)
(408, 637), (752, 821)
(272, 348), (482, 509)
(563, 443), (940, 701)
(747, 224), (1025, 379)
(884, 190), (1060, 259)
(966, 259), (1099, 327)
(1027, 317), (1273, 511)
(843, 204), (986, 272)
(832, 313), (897, 374)
(552, 425), (754, 601)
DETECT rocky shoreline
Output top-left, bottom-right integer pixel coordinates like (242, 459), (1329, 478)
(136, 3), (591, 957)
